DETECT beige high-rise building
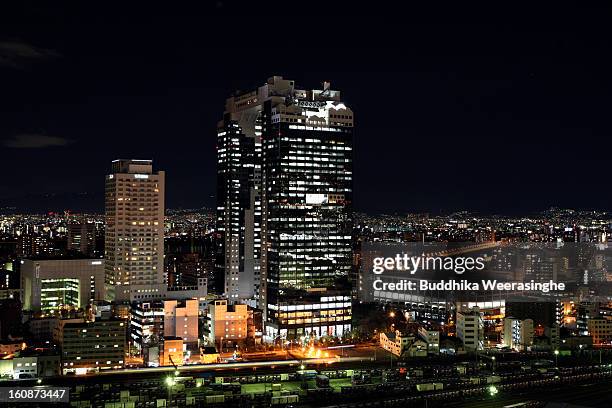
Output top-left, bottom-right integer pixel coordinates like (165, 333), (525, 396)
(104, 159), (165, 302)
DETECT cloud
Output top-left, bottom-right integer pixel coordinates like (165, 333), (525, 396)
(2, 134), (73, 149)
(0, 40), (60, 69)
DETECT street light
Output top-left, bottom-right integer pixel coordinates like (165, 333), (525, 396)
(166, 376), (175, 404)
(554, 349), (559, 367)
(488, 385), (498, 396)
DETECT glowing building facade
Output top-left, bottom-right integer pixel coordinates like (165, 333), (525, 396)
(216, 76), (353, 340)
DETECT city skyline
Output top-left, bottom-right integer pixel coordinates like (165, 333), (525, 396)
(2, 3), (612, 215)
(2, 4), (612, 407)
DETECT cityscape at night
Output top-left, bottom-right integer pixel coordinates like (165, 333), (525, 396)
(1, 2), (612, 408)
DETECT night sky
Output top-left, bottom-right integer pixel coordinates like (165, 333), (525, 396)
(1, 2), (611, 215)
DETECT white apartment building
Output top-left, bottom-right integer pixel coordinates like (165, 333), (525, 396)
(457, 306), (484, 352)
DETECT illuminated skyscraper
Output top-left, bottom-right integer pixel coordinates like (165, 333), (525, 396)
(216, 76), (353, 339)
(215, 88), (263, 304)
(104, 159), (165, 301)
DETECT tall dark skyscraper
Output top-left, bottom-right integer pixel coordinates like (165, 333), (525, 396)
(215, 89), (263, 304)
(216, 76), (353, 339)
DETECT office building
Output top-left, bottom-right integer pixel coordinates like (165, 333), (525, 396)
(104, 159), (165, 302)
(58, 318), (127, 375)
(52, 318), (87, 343)
(216, 76), (353, 340)
(67, 220), (96, 256)
(21, 259), (105, 312)
(26, 317), (61, 342)
(457, 307), (484, 352)
(166, 253), (205, 287)
(260, 77), (353, 339)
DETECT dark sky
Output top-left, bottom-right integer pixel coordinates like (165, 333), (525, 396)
(1, 2), (611, 215)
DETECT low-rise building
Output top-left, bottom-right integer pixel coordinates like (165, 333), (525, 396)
(379, 330), (428, 357)
(207, 299), (250, 346)
(200, 346), (219, 364)
(418, 327), (440, 355)
(405, 338), (428, 357)
(12, 350), (60, 379)
(561, 335), (593, 349)
(0, 358), (12, 377)
(13, 355), (38, 379)
(380, 330), (410, 356)
(164, 299), (200, 362)
(161, 336), (183, 366)
(587, 317), (612, 345)
(58, 318), (126, 375)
